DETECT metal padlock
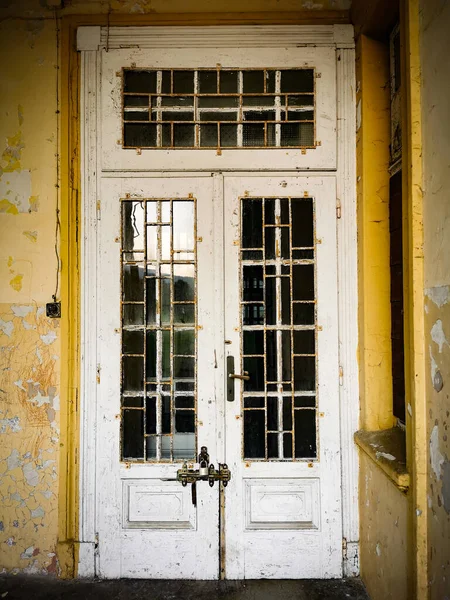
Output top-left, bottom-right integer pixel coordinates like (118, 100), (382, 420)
(198, 446), (209, 478)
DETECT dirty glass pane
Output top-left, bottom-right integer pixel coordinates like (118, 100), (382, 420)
(122, 330), (144, 355)
(123, 264), (144, 301)
(294, 356), (316, 391)
(244, 411), (265, 458)
(294, 410), (316, 458)
(293, 330), (315, 354)
(293, 265), (315, 300)
(174, 329), (195, 356)
(267, 397), (278, 431)
(173, 201), (194, 251)
(122, 410), (144, 459)
(243, 330), (264, 355)
(174, 303), (195, 325)
(122, 356), (144, 392)
(175, 410), (195, 433)
(122, 202), (145, 251)
(146, 397), (157, 434)
(173, 433), (195, 459)
(122, 68), (315, 148)
(242, 199), (262, 249)
(123, 303), (144, 326)
(174, 264), (195, 301)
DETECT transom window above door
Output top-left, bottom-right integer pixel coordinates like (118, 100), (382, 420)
(122, 68), (316, 149)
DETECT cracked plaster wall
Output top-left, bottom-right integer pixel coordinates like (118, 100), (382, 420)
(420, 1), (450, 597)
(0, 17), (60, 575)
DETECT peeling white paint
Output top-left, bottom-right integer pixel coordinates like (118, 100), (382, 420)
(20, 546), (34, 559)
(11, 305), (33, 318)
(0, 318), (14, 337)
(376, 452), (396, 461)
(0, 416), (21, 434)
(376, 542), (382, 556)
(431, 319), (449, 353)
(23, 463), (39, 487)
(40, 330), (57, 345)
(425, 285), (450, 308)
(31, 507), (45, 519)
(13, 379), (26, 391)
(407, 403), (413, 417)
(0, 170), (32, 213)
(430, 425), (444, 479)
(7, 449), (20, 471)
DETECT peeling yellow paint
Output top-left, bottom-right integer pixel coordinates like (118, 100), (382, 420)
(0, 199), (19, 214)
(28, 195), (39, 212)
(23, 230), (38, 243)
(0, 131), (24, 176)
(7, 256), (13, 268)
(9, 274), (23, 292)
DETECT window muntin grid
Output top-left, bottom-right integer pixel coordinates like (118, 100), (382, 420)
(240, 197), (318, 461)
(121, 198), (197, 462)
(122, 68), (316, 149)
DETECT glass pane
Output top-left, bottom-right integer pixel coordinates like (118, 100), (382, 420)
(198, 96), (238, 108)
(266, 330), (277, 382)
(146, 226), (158, 261)
(199, 70), (217, 93)
(280, 69), (314, 93)
(243, 330), (264, 355)
(173, 70), (194, 93)
(294, 395), (316, 408)
(122, 395), (144, 408)
(173, 124), (195, 147)
(243, 70), (265, 93)
(124, 110), (149, 122)
(146, 397), (157, 434)
(124, 70), (157, 93)
(175, 410), (195, 433)
(122, 202), (144, 251)
(176, 381), (195, 391)
(173, 433), (195, 459)
(267, 397), (278, 431)
(124, 123), (156, 147)
(283, 397), (293, 431)
(292, 199), (314, 247)
(293, 265), (315, 300)
(243, 304), (264, 326)
(242, 199), (263, 249)
(122, 356), (144, 392)
(146, 436), (157, 459)
(173, 201), (194, 251)
(160, 96), (194, 107)
(294, 356), (316, 391)
(174, 304), (195, 325)
(200, 124), (218, 147)
(294, 410), (316, 458)
(123, 304), (144, 326)
(265, 227), (275, 259)
(243, 123), (265, 147)
(267, 432), (278, 458)
(146, 278), (156, 325)
(174, 357), (195, 379)
(293, 330), (315, 354)
(293, 303), (315, 325)
(161, 436), (172, 459)
(175, 396), (194, 408)
(283, 432), (293, 459)
(244, 410), (265, 458)
(220, 124), (237, 147)
(162, 330), (171, 379)
(265, 278), (276, 325)
(243, 357), (264, 391)
(161, 395), (171, 434)
(161, 226), (171, 260)
(220, 71), (238, 93)
(123, 264), (144, 301)
(122, 410), (144, 459)
(244, 397), (265, 408)
(243, 266), (263, 301)
(122, 330), (144, 354)
(161, 277), (171, 325)
(174, 329), (195, 356)
(145, 331), (156, 380)
(174, 264), (195, 301)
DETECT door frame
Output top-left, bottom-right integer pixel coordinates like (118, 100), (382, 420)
(77, 25), (358, 578)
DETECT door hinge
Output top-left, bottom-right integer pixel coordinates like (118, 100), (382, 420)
(96, 199), (101, 220)
(336, 199), (342, 219)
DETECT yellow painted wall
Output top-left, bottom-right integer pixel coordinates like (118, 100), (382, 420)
(0, 19), (61, 574)
(419, 0), (450, 598)
(355, 32), (411, 600)
(359, 453), (409, 600)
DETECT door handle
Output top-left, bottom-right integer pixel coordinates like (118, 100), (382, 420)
(227, 355), (250, 402)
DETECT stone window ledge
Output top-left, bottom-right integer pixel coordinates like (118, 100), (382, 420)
(354, 427), (410, 492)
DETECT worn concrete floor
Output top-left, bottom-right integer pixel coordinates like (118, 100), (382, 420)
(0, 577), (369, 600)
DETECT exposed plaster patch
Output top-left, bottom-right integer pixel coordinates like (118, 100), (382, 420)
(0, 170), (33, 214)
(31, 507), (45, 519)
(23, 463), (39, 487)
(430, 425), (444, 479)
(7, 449), (20, 471)
(0, 131), (24, 176)
(20, 546), (35, 559)
(430, 346), (439, 381)
(0, 318), (14, 337)
(0, 416), (21, 434)
(376, 452), (396, 461)
(40, 330), (57, 345)
(407, 403), (413, 417)
(376, 542), (381, 556)
(11, 306), (33, 318)
(426, 285), (450, 308)
(431, 319), (449, 353)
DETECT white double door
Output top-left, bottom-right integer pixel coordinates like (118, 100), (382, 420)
(96, 173), (341, 579)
